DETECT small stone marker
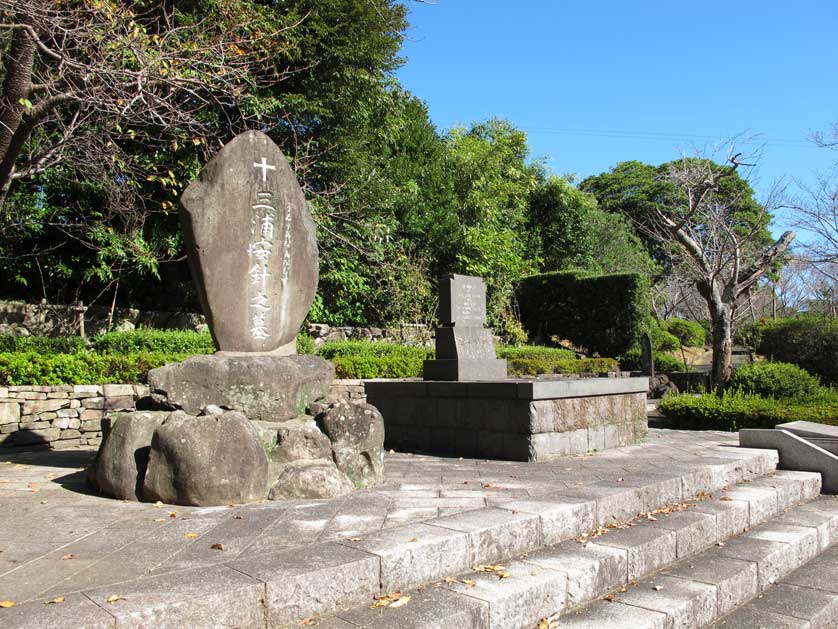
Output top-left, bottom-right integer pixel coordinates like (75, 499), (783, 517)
(423, 274), (507, 381)
(640, 332), (654, 378)
(180, 130), (318, 353)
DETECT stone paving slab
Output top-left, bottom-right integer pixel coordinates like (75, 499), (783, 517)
(0, 429), (778, 626)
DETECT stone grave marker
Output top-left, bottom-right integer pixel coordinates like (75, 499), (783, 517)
(423, 274), (507, 381)
(180, 130), (318, 354)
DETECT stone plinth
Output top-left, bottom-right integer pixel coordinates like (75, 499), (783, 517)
(148, 353), (334, 422)
(366, 377), (649, 461)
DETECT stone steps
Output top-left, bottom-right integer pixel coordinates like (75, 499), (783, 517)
(711, 528), (838, 628)
(560, 484), (837, 628)
(318, 472), (838, 629)
(0, 446), (779, 628)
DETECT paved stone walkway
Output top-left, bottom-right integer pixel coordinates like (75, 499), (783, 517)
(0, 429), (741, 608)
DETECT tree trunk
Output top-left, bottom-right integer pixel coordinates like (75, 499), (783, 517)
(710, 305), (734, 389)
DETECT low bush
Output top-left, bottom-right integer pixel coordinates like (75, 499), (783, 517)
(0, 351), (190, 385)
(506, 357), (618, 376)
(0, 334), (88, 354)
(730, 362), (822, 400)
(664, 318), (707, 348)
(496, 346), (576, 361)
(738, 317), (838, 385)
(650, 319), (679, 352)
(658, 390), (838, 431)
(619, 348), (687, 373)
(315, 340), (433, 361)
(331, 355), (426, 379)
(92, 329), (216, 354)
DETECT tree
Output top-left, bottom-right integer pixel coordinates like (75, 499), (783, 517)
(585, 152), (794, 386)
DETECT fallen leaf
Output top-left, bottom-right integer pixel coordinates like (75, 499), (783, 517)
(716, 542), (725, 547)
(168, 512), (177, 518)
(348, 537), (362, 542)
(184, 532), (199, 539)
(497, 571), (511, 579)
(0, 601), (16, 608)
(210, 543), (225, 551)
(154, 501), (164, 508)
(443, 577), (457, 583)
(106, 595), (125, 604)
(234, 515), (244, 520)
(296, 619), (317, 627)
(389, 595), (411, 608)
(720, 496), (733, 501)
(0, 479), (8, 484)
(653, 585), (663, 591)
(388, 449), (396, 454)
(153, 518), (166, 523)
(407, 537), (418, 543)
(476, 564), (506, 573)
(61, 554), (75, 560)
(461, 579), (476, 587)
(604, 594), (615, 602)
(45, 596), (65, 605)
(371, 591), (403, 608)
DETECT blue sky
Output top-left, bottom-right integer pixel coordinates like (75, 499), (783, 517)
(396, 1), (837, 234)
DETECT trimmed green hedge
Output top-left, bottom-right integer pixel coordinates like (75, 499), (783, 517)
(315, 340), (432, 361)
(664, 318), (707, 348)
(506, 357), (618, 376)
(730, 362), (822, 400)
(741, 317), (838, 385)
(496, 346), (576, 361)
(517, 270), (650, 357)
(0, 335), (88, 354)
(0, 351), (191, 386)
(92, 329), (217, 354)
(619, 347), (686, 373)
(658, 390), (838, 431)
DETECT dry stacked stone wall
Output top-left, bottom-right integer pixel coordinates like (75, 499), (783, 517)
(0, 384), (149, 449)
(0, 380), (365, 450)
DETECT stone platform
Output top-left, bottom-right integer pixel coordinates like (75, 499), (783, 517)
(366, 377), (649, 461)
(0, 429), (790, 628)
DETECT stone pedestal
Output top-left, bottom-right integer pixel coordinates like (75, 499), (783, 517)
(367, 377), (649, 462)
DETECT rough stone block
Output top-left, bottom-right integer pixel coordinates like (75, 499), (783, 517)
(593, 525), (677, 581)
(52, 438), (84, 450)
(745, 582), (838, 627)
(73, 384), (101, 394)
(497, 496), (596, 545)
(13, 427), (60, 444)
(81, 420), (101, 432)
(691, 498), (750, 540)
(443, 559), (567, 629)
(557, 483), (644, 527)
(0, 593), (115, 629)
(103, 383), (135, 397)
(59, 429), (82, 440)
(19, 420), (50, 430)
(80, 409), (104, 421)
(46, 391), (70, 399)
(338, 588), (488, 629)
(84, 564), (263, 628)
(0, 401), (20, 423)
(83, 395), (133, 411)
(745, 523), (819, 566)
(56, 408), (79, 418)
(618, 574), (717, 628)
(716, 535), (799, 590)
(341, 522), (470, 592)
(662, 554), (757, 614)
(230, 542), (379, 627)
(560, 600), (667, 628)
(22, 399), (67, 414)
(648, 510), (717, 558)
(720, 485), (780, 527)
(526, 541), (628, 609)
(431, 507), (541, 566)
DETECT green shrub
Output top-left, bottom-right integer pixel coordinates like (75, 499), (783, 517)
(507, 357), (618, 376)
(0, 334), (87, 354)
(0, 351), (189, 385)
(331, 355), (425, 379)
(92, 329), (216, 355)
(619, 348), (687, 373)
(746, 317), (838, 385)
(664, 318), (707, 347)
(658, 390), (838, 431)
(296, 333), (315, 355)
(497, 346), (576, 361)
(316, 340), (433, 361)
(730, 362), (822, 399)
(517, 270), (651, 356)
(650, 319), (679, 352)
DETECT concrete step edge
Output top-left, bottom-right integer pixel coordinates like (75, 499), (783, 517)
(308, 469), (821, 629)
(559, 493), (838, 629)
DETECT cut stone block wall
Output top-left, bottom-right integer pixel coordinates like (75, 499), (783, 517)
(366, 378), (649, 462)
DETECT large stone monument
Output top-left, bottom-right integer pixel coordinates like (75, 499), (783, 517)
(89, 131), (385, 505)
(423, 274), (507, 381)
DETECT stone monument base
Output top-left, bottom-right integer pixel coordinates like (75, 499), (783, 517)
(88, 354), (386, 506)
(147, 353), (334, 422)
(422, 358), (508, 381)
(366, 377), (648, 461)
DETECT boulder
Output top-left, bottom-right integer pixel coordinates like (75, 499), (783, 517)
(143, 411), (270, 506)
(319, 400), (385, 488)
(88, 411), (168, 500)
(268, 459), (354, 500)
(147, 353), (334, 422)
